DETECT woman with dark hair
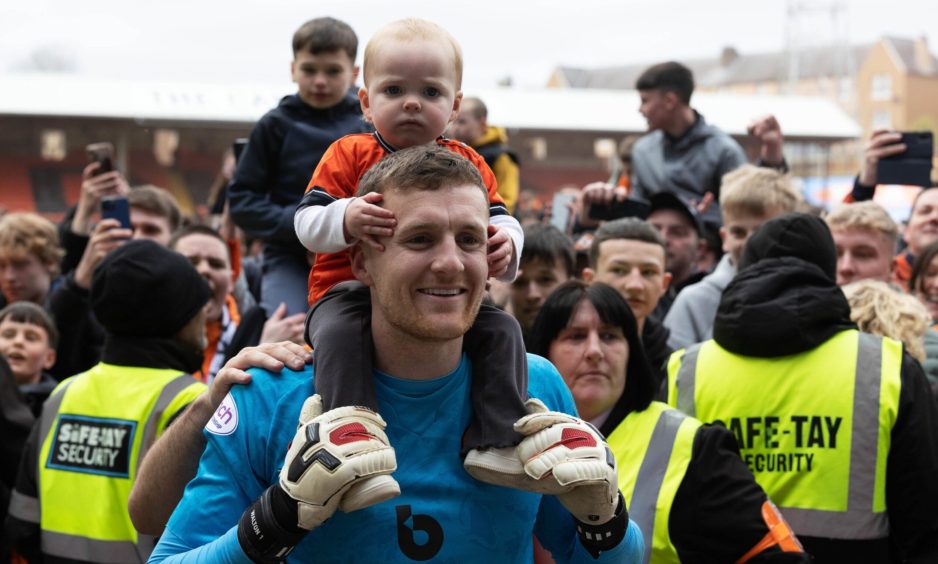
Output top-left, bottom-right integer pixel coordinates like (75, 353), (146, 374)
(910, 239), (938, 326)
(908, 240), (938, 390)
(529, 281), (808, 563)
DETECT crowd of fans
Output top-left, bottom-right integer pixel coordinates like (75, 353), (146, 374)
(1, 14), (937, 564)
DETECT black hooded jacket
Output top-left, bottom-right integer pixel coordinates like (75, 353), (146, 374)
(227, 91), (367, 262)
(711, 214), (938, 562)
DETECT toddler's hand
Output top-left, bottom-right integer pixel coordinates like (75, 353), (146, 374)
(344, 193), (396, 251)
(487, 225), (512, 279)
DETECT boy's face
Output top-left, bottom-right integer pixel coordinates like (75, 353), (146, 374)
(511, 257), (571, 332)
(583, 239), (671, 329)
(360, 39), (462, 149)
(0, 318), (55, 385)
(638, 89), (674, 131)
(291, 49), (359, 110)
(831, 226), (894, 286)
(721, 210), (772, 264)
(130, 208), (173, 247)
(0, 251), (53, 304)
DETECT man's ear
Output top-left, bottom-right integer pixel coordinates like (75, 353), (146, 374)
(289, 60), (296, 83)
(42, 347), (56, 371)
(661, 271), (673, 294)
(349, 244), (374, 287)
(351, 64), (360, 84)
(358, 86), (372, 123)
(582, 267), (595, 283)
(663, 90), (680, 110)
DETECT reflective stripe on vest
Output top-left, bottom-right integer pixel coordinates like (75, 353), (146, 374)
(667, 330), (901, 540)
(607, 402), (701, 563)
(37, 364), (204, 562)
(8, 489), (40, 523)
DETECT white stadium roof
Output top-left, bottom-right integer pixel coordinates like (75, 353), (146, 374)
(0, 73), (860, 139)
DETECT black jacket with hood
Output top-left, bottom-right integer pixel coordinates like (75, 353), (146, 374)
(227, 91), (367, 262)
(712, 213), (938, 563)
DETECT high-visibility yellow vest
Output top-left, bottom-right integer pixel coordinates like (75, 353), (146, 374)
(34, 363), (204, 563)
(606, 401), (701, 563)
(667, 329), (901, 540)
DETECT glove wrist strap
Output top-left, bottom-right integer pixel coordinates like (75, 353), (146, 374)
(575, 491), (628, 559)
(237, 485), (308, 564)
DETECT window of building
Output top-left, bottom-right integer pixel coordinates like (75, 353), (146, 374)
(871, 110), (892, 130)
(593, 138), (616, 159)
(40, 129), (66, 161)
(153, 129), (180, 167)
(871, 74), (892, 101)
(528, 137), (547, 161)
(839, 78), (853, 101)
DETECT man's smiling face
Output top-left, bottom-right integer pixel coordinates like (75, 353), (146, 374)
(353, 183), (489, 343)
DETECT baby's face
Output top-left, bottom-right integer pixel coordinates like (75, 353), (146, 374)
(360, 39), (461, 149)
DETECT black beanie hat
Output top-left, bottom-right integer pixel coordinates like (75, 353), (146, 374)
(91, 239), (211, 338)
(738, 213), (838, 281)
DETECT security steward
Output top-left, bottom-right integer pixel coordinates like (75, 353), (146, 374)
(529, 281), (808, 563)
(6, 240), (209, 563)
(667, 213), (938, 562)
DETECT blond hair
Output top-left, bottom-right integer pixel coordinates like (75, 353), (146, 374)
(363, 18), (463, 89)
(842, 279), (928, 362)
(720, 164), (801, 218)
(0, 213), (64, 276)
(825, 201), (899, 249)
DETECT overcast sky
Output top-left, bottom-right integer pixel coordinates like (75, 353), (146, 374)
(1, 0), (934, 90)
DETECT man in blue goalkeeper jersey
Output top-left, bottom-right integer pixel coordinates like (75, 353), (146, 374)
(147, 145), (642, 563)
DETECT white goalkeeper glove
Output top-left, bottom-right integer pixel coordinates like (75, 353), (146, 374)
(238, 395), (399, 562)
(514, 398), (620, 525)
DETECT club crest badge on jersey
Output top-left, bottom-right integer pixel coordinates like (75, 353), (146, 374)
(207, 394), (239, 436)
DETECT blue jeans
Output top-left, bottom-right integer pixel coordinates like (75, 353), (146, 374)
(260, 247), (310, 316)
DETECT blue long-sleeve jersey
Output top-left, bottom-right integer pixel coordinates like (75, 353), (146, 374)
(149, 353), (642, 563)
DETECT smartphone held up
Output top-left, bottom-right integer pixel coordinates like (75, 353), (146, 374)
(86, 142), (116, 177)
(877, 131), (934, 187)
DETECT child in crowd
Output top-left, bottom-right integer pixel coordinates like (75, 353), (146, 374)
(228, 17), (368, 316)
(294, 18), (527, 496)
(0, 302), (58, 417)
(664, 164), (802, 349)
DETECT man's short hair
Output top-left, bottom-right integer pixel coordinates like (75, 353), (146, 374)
(522, 224), (576, 278)
(128, 185), (182, 232)
(635, 61), (694, 105)
(356, 145), (486, 202)
(463, 96), (487, 121)
(168, 224), (230, 261)
(364, 18), (463, 89)
(589, 217), (665, 268)
(825, 201), (899, 249)
(720, 165), (802, 218)
(0, 213), (64, 276)
(0, 301), (59, 349)
(292, 17), (358, 60)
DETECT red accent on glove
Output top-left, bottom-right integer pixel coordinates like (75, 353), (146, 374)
(551, 428), (597, 451)
(330, 423), (376, 445)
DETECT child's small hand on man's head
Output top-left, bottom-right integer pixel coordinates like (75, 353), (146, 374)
(344, 193), (397, 251)
(487, 224), (512, 279)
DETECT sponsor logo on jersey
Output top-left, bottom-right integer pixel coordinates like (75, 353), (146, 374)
(47, 415), (136, 477)
(207, 393), (239, 436)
